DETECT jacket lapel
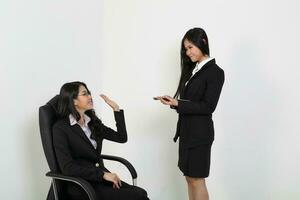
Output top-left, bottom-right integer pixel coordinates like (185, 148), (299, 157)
(70, 123), (98, 151)
(184, 59), (215, 89)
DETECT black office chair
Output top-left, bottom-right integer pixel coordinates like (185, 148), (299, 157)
(39, 95), (138, 200)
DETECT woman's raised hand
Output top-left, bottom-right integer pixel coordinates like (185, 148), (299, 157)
(100, 94), (120, 111)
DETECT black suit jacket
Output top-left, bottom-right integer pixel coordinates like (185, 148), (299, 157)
(173, 59), (224, 147)
(52, 110), (127, 182)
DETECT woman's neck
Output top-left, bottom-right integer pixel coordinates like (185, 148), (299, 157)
(77, 110), (86, 126)
(198, 55), (209, 63)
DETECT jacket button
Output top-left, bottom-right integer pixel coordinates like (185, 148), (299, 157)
(95, 163), (100, 167)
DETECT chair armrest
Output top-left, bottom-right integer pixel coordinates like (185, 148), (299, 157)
(100, 154), (137, 181)
(46, 171), (97, 200)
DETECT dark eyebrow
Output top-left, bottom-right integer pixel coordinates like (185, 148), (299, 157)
(82, 90), (91, 94)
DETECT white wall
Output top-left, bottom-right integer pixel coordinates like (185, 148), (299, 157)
(1, 0), (300, 199)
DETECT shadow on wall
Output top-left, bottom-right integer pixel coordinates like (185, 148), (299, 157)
(127, 105), (186, 200)
(23, 111), (50, 200)
(219, 39), (282, 200)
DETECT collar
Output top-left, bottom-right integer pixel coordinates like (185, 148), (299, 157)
(192, 57), (214, 76)
(69, 113), (91, 127)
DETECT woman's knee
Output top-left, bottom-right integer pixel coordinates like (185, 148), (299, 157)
(136, 187), (149, 199)
(185, 177), (205, 187)
(127, 186), (149, 200)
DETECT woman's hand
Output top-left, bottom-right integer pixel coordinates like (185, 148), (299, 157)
(100, 94), (120, 111)
(154, 95), (178, 107)
(103, 172), (122, 189)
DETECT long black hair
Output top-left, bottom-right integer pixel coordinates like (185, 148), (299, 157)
(58, 81), (103, 138)
(174, 27), (210, 98)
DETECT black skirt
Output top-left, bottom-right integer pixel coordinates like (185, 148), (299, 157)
(178, 141), (212, 178)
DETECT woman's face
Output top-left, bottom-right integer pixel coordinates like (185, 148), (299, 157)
(74, 85), (93, 112)
(184, 39), (205, 62)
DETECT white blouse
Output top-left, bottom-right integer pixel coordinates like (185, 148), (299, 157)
(185, 57), (214, 86)
(69, 114), (97, 149)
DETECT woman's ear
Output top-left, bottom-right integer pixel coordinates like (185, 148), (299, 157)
(73, 99), (78, 106)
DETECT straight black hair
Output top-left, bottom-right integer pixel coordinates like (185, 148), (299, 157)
(58, 81), (103, 138)
(174, 27), (210, 98)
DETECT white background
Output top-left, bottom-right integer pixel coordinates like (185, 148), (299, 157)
(1, 0), (300, 199)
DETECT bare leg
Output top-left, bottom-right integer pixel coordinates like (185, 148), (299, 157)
(186, 176), (209, 200)
(186, 178), (194, 200)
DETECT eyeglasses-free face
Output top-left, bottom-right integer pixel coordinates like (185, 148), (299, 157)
(184, 39), (205, 63)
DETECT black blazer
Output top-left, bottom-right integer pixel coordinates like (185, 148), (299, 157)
(173, 59), (224, 147)
(52, 110), (127, 182)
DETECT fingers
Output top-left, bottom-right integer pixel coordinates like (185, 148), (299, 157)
(162, 95), (172, 100)
(112, 173), (121, 189)
(119, 178), (122, 187)
(160, 98), (170, 105)
(113, 182), (120, 189)
(100, 94), (109, 101)
(103, 172), (122, 189)
(155, 95), (172, 105)
(155, 96), (165, 104)
(100, 95), (120, 111)
(116, 174), (121, 188)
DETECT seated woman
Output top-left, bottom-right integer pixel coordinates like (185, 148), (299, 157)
(53, 81), (149, 200)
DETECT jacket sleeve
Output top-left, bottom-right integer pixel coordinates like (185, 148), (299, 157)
(101, 109), (128, 143)
(53, 124), (104, 182)
(176, 68), (225, 115)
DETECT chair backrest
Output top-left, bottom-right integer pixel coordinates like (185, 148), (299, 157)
(39, 95), (61, 172)
(39, 95), (69, 200)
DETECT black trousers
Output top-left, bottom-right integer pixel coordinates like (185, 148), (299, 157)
(67, 180), (149, 200)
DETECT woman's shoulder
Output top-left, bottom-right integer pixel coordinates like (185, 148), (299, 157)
(53, 117), (70, 130)
(207, 61), (224, 75)
(207, 59), (223, 70)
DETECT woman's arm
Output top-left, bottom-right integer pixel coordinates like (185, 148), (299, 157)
(101, 110), (128, 143)
(177, 68), (224, 115)
(99, 94), (127, 143)
(157, 68), (224, 115)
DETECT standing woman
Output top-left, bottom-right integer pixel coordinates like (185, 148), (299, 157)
(53, 81), (149, 200)
(155, 28), (224, 200)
